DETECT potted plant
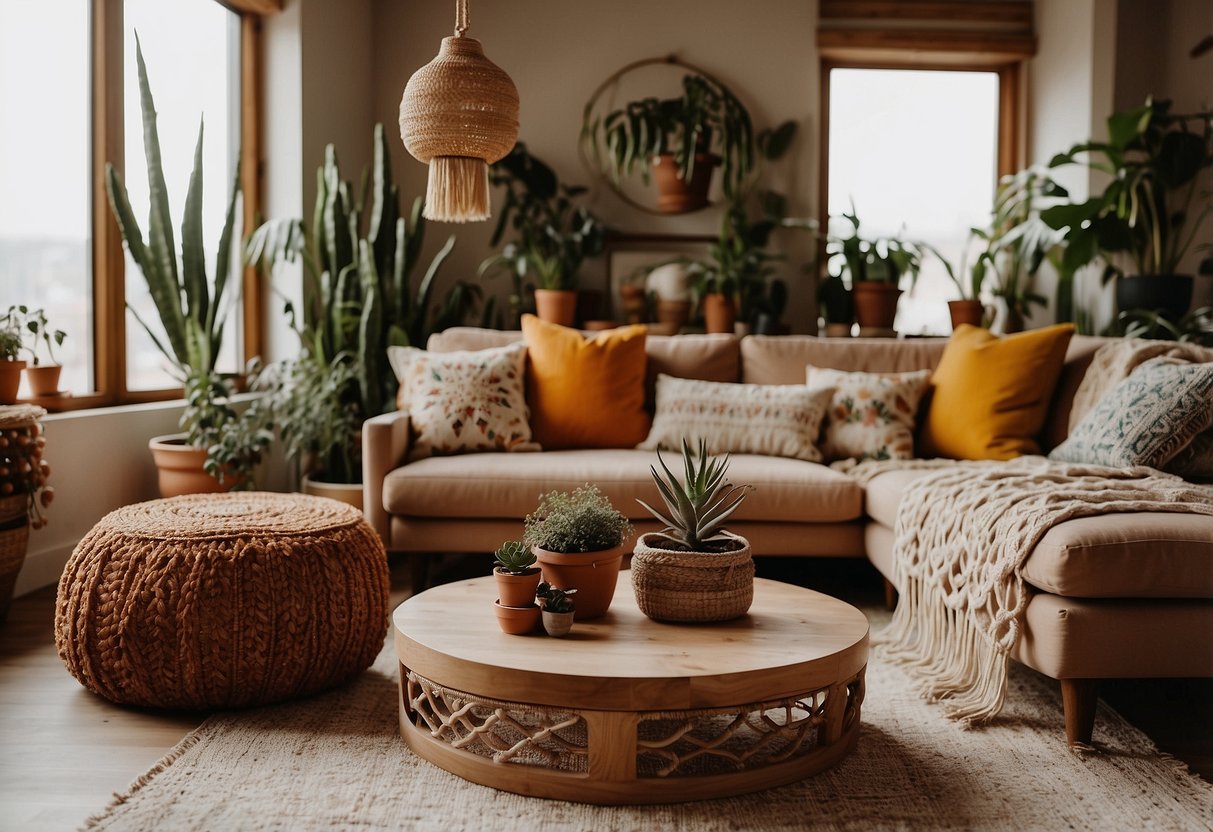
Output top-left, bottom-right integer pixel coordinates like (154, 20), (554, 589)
(493, 539), (541, 607)
(827, 207), (924, 332)
(2, 306), (67, 397)
(632, 439), (753, 623)
(524, 484), (632, 620)
(480, 143), (606, 328)
(1041, 99), (1213, 322)
(586, 73), (758, 212)
(535, 581), (577, 637)
(926, 234), (995, 331)
(247, 124), (478, 503)
(106, 40), (271, 497)
(817, 274), (854, 336)
(0, 318), (24, 406)
(0, 404), (54, 620)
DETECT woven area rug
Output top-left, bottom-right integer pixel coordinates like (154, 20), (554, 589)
(85, 610), (1213, 832)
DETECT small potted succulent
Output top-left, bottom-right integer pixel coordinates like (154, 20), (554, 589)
(535, 581), (577, 637)
(524, 484), (632, 620)
(493, 539), (541, 607)
(633, 439), (754, 622)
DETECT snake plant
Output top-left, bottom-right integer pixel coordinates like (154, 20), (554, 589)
(638, 439), (750, 551)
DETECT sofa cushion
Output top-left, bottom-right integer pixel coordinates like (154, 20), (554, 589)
(521, 316), (650, 449)
(1040, 335), (1114, 452)
(383, 450), (863, 523)
(807, 367), (932, 462)
(638, 374), (833, 462)
(741, 335), (946, 384)
(865, 468), (1213, 599)
(920, 324), (1075, 460)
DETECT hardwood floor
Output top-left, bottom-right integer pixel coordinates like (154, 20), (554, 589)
(1, 555), (1208, 830)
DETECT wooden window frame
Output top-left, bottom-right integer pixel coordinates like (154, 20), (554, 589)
(66, 0), (276, 411)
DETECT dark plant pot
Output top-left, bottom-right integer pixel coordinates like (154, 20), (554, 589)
(651, 153), (717, 214)
(751, 313), (789, 336)
(853, 282), (902, 330)
(947, 300), (987, 331)
(702, 293), (737, 334)
(1116, 274), (1193, 322)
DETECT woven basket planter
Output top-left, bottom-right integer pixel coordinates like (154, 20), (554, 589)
(0, 494), (30, 622)
(631, 532), (754, 623)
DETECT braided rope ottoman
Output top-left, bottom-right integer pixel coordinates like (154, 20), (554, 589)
(55, 492), (389, 709)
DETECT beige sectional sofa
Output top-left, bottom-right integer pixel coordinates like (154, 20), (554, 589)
(363, 327), (1213, 745)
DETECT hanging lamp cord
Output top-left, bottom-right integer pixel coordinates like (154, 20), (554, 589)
(454, 0), (468, 37)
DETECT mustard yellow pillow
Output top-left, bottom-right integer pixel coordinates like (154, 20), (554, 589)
(921, 324), (1075, 460)
(521, 315), (650, 449)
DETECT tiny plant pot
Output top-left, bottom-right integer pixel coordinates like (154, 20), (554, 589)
(541, 609), (574, 638)
(533, 289), (578, 328)
(0, 360), (26, 405)
(494, 600), (541, 635)
(24, 364), (62, 397)
(533, 544), (625, 620)
(495, 567), (542, 608)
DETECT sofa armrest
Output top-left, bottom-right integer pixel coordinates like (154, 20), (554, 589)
(362, 410), (411, 547)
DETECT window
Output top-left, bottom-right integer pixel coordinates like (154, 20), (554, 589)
(826, 68), (1001, 335)
(0, 0), (272, 409)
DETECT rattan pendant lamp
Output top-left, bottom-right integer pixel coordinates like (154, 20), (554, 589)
(398, 0), (519, 223)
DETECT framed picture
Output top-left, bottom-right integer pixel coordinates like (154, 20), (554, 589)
(604, 233), (714, 323)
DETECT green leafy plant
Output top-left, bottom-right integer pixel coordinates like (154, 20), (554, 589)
(105, 36), (266, 487)
(524, 484), (632, 554)
(1107, 306), (1213, 346)
(827, 207), (925, 290)
(637, 438), (750, 551)
(1041, 99), (1213, 281)
(0, 324), (20, 361)
(493, 539), (537, 574)
(480, 143), (606, 319)
(535, 581), (577, 613)
(2, 306), (66, 366)
(585, 73), (775, 201)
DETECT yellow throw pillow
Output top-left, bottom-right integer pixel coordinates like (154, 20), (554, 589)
(521, 315), (651, 449)
(921, 324), (1075, 460)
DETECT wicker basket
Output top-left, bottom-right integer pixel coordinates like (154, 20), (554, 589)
(631, 532), (754, 623)
(0, 494), (30, 622)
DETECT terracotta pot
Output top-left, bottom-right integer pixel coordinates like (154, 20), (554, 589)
(823, 323), (852, 338)
(495, 567), (542, 608)
(852, 282), (902, 330)
(701, 293), (737, 334)
(947, 300), (987, 331)
(655, 299), (691, 332)
(619, 284), (648, 324)
(0, 360), (26, 405)
(301, 473), (363, 511)
(493, 600), (541, 635)
(542, 609), (574, 638)
(1116, 274), (1194, 322)
(651, 153), (717, 214)
(533, 289), (577, 328)
(532, 543), (626, 620)
(148, 434), (234, 498)
(24, 364), (62, 397)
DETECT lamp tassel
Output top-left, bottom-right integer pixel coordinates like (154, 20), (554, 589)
(424, 156), (490, 223)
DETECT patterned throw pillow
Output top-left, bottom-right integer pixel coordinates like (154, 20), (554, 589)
(388, 343), (540, 460)
(1049, 357), (1213, 468)
(806, 366), (931, 462)
(638, 374), (833, 462)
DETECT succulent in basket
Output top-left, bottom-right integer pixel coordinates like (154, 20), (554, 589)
(633, 439), (755, 623)
(536, 581), (577, 638)
(637, 438), (751, 553)
(493, 539), (541, 608)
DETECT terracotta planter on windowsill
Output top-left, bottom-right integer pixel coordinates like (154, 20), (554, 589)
(701, 293), (737, 334)
(533, 289), (578, 328)
(852, 282), (902, 331)
(0, 360), (26, 405)
(24, 364), (62, 397)
(947, 300), (987, 331)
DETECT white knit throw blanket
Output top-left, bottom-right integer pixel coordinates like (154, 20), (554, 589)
(844, 456), (1213, 725)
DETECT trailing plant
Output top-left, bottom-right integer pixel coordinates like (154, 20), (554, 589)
(524, 484), (632, 554)
(585, 72), (779, 201)
(480, 143), (606, 320)
(535, 581), (576, 613)
(2, 306), (66, 366)
(493, 539), (537, 574)
(637, 438), (750, 552)
(106, 37), (268, 486)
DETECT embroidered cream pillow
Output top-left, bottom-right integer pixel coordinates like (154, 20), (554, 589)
(806, 366), (931, 462)
(388, 343), (540, 460)
(638, 374), (833, 462)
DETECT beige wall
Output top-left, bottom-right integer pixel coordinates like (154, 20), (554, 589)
(371, 0), (821, 330)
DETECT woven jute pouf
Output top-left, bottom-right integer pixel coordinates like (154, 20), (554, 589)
(54, 492), (390, 709)
(631, 532), (754, 623)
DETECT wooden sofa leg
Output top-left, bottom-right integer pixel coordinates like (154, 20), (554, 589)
(410, 555), (431, 595)
(883, 579), (898, 611)
(1060, 678), (1099, 746)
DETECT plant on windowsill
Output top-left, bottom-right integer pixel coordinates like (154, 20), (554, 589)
(1040, 98), (1213, 323)
(826, 207), (925, 333)
(535, 581), (577, 637)
(479, 143), (606, 328)
(105, 38), (271, 497)
(524, 484), (632, 620)
(2, 306), (67, 398)
(926, 234), (996, 331)
(0, 317), (26, 406)
(632, 439), (754, 623)
(246, 123), (479, 500)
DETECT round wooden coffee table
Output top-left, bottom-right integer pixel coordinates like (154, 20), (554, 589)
(394, 573), (868, 804)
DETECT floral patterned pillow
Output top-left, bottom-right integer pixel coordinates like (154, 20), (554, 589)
(388, 343), (540, 460)
(805, 366), (932, 462)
